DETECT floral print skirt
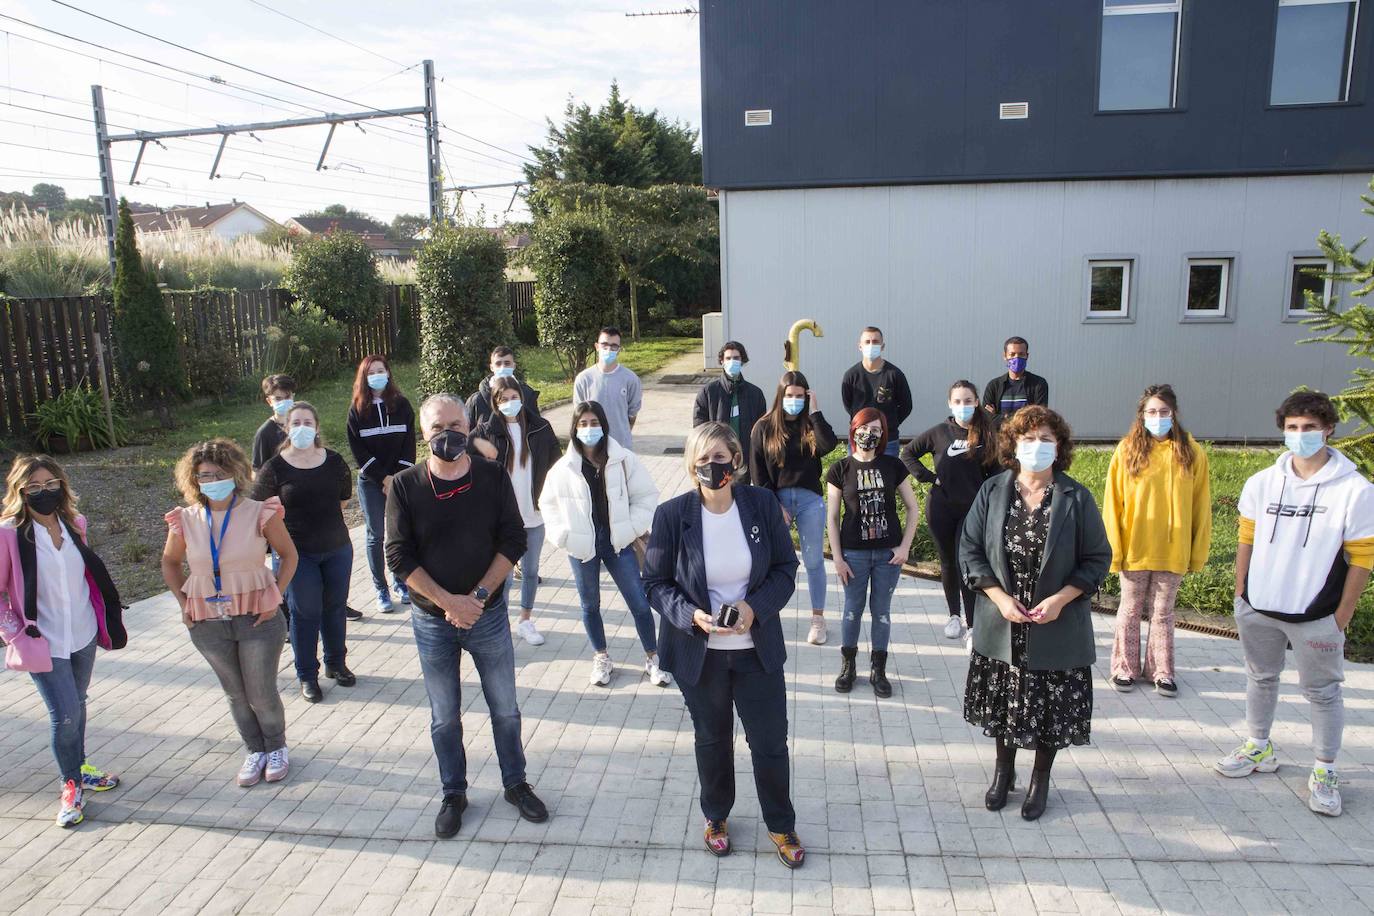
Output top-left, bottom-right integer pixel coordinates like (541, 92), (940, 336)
(963, 623), (1093, 750)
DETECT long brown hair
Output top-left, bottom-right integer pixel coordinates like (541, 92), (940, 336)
(351, 353), (401, 413)
(2, 454), (80, 533)
(949, 379), (998, 468)
(761, 370), (819, 467)
(490, 376), (530, 471)
(1122, 384), (1197, 476)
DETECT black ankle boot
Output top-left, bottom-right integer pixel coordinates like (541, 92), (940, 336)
(835, 647), (857, 693)
(984, 763), (1016, 811)
(1021, 768), (1050, 821)
(869, 650), (892, 698)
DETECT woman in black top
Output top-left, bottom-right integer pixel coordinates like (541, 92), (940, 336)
(901, 380), (999, 641)
(252, 401), (355, 702)
(749, 370), (838, 646)
(345, 354), (416, 614)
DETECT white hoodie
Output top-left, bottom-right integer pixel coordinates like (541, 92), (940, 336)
(1239, 447), (1374, 620)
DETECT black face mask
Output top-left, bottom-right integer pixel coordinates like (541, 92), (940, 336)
(25, 489), (61, 517)
(695, 460), (734, 491)
(429, 429), (469, 462)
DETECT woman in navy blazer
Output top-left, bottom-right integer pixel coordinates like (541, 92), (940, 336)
(642, 421), (804, 870)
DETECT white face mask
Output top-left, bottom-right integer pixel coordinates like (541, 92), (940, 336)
(861, 343), (882, 360)
(498, 399), (522, 418)
(1016, 440), (1056, 473)
(288, 425), (317, 449)
(950, 404), (976, 424)
(782, 397), (806, 416)
(493, 366), (516, 378)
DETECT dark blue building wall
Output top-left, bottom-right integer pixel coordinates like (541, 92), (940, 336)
(699, 0), (1374, 189)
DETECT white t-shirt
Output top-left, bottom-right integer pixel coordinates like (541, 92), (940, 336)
(701, 500), (754, 650)
(506, 421), (542, 528)
(34, 519), (97, 659)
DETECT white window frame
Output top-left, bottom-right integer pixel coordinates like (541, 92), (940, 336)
(1272, 0), (1362, 105)
(1083, 257), (1135, 322)
(1181, 255), (1235, 322)
(1101, 0), (1185, 110)
(1285, 254), (1335, 321)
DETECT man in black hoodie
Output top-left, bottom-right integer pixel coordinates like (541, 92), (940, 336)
(981, 335), (1049, 425)
(693, 340), (768, 483)
(840, 326), (913, 456)
(467, 346), (543, 427)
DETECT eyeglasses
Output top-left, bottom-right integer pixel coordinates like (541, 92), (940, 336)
(22, 480), (61, 497)
(195, 472), (230, 483)
(598, 342), (622, 351)
(1143, 409), (1174, 418)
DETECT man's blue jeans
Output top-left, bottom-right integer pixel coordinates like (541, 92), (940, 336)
(411, 598), (526, 796)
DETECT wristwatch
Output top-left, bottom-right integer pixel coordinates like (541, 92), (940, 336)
(472, 585), (491, 605)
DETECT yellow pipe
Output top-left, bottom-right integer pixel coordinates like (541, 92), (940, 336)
(783, 319), (823, 372)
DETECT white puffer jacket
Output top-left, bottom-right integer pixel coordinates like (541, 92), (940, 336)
(540, 438), (660, 561)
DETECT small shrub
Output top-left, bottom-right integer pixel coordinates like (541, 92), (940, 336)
(185, 329), (242, 399)
(283, 231), (383, 324)
(417, 226), (508, 398)
(29, 381), (129, 452)
(264, 305), (345, 389)
(516, 312), (539, 346)
(112, 198), (185, 409)
(665, 316), (701, 337)
(392, 290), (420, 362)
(527, 213), (618, 378)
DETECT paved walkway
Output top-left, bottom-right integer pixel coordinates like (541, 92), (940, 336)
(2, 369), (1373, 914)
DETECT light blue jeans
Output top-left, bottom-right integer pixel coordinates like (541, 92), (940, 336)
(29, 637), (97, 783)
(840, 547), (900, 652)
(506, 524), (545, 612)
(777, 487), (827, 611)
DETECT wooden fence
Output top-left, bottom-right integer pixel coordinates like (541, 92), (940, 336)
(508, 280), (535, 331)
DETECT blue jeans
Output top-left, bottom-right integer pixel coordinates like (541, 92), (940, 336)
(359, 475), (402, 594)
(286, 543), (352, 680)
(506, 524), (544, 612)
(30, 637), (97, 783)
(411, 600), (526, 795)
(569, 545), (657, 654)
(677, 648), (795, 833)
(884, 440), (901, 458)
(777, 487), (827, 611)
(840, 547), (900, 651)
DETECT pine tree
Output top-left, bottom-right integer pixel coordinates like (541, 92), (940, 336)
(112, 197), (184, 416)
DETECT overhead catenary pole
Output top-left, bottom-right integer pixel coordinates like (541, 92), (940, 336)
(91, 85), (119, 280)
(423, 59), (444, 226)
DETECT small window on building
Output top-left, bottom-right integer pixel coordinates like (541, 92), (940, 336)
(1099, 0), (1184, 111)
(1288, 256), (1333, 318)
(1270, 0), (1360, 105)
(1087, 259), (1132, 318)
(1184, 258), (1232, 318)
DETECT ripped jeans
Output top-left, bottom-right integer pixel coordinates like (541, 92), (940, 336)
(840, 547), (900, 652)
(29, 636), (97, 783)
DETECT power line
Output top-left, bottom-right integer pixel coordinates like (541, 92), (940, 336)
(245, 0), (408, 67)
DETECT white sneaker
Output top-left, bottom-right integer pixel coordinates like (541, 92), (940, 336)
(516, 618), (545, 646)
(1309, 767), (1342, 817)
(264, 747), (289, 783)
(1213, 739), (1279, 778)
(237, 752), (267, 788)
(646, 658), (672, 687)
(589, 653), (613, 687)
(943, 616), (966, 640)
(965, 631), (974, 655)
(807, 616), (828, 645)
(56, 779), (83, 828)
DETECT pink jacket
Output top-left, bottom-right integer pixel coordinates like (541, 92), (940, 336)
(0, 516), (116, 657)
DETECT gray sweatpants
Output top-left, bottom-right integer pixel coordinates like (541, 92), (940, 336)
(1234, 597), (1345, 760)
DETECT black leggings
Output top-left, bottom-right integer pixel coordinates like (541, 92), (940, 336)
(997, 737), (1057, 773)
(927, 492), (974, 625)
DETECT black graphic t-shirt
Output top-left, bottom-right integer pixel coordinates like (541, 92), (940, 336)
(825, 454), (909, 550)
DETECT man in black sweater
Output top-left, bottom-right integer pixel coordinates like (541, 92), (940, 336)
(385, 393), (547, 839)
(840, 326), (913, 457)
(981, 335), (1049, 425)
(693, 340), (768, 483)
(466, 346), (543, 427)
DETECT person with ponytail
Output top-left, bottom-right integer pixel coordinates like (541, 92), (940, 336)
(2, 455), (125, 827)
(749, 370), (838, 645)
(901, 381), (999, 642)
(1103, 384), (1211, 697)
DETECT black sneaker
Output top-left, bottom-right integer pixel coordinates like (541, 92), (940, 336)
(435, 794), (467, 838)
(1155, 678), (1179, 698)
(1110, 675), (1135, 693)
(345, 606), (363, 621)
(503, 782), (548, 823)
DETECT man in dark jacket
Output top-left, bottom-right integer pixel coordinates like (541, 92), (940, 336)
(840, 326), (913, 457)
(693, 341), (768, 483)
(467, 346), (543, 427)
(982, 335), (1049, 425)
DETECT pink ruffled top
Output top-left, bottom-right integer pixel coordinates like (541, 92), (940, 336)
(164, 497), (284, 622)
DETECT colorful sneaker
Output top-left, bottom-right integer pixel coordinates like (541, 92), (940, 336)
(1309, 767), (1342, 817)
(646, 658), (672, 687)
(704, 818), (731, 856)
(237, 751), (267, 788)
(589, 653), (613, 687)
(394, 583), (411, 605)
(807, 615), (828, 646)
(79, 763), (119, 792)
(1214, 739), (1278, 778)
(516, 618), (545, 646)
(56, 779), (83, 828)
(943, 616), (966, 640)
(264, 747), (289, 783)
(768, 830), (805, 869)
(377, 588), (395, 614)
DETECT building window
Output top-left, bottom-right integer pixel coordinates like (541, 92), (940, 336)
(1271, 0), (1360, 105)
(1086, 259), (1132, 319)
(1184, 258), (1232, 319)
(1099, 1), (1184, 111)
(1287, 256), (1333, 319)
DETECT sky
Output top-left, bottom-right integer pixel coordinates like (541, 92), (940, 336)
(0, 0), (703, 226)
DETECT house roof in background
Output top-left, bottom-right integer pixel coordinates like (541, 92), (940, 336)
(131, 201), (277, 233)
(287, 215), (390, 235)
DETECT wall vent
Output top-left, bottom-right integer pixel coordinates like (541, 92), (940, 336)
(999, 102), (1030, 120)
(744, 109), (773, 126)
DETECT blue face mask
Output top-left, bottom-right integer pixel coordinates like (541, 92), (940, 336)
(199, 478), (236, 502)
(782, 397), (806, 416)
(271, 398), (293, 417)
(498, 399), (522, 418)
(723, 359), (742, 378)
(599, 348), (619, 365)
(950, 404), (976, 424)
(366, 372), (389, 391)
(288, 425), (317, 449)
(861, 343), (882, 361)
(1016, 440), (1056, 473)
(493, 366), (516, 379)
(1285, 429), (1326, 459)
(576, 427), (604, 447)
(1144, 416), (1173, 438)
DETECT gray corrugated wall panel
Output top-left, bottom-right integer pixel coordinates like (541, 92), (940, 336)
(720, 175), (1365, 441)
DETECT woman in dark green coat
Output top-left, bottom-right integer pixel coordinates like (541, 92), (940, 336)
(959, 405), (1111, 821)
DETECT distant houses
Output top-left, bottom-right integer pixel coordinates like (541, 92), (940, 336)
(284, 215), (419, 260)
(130, 201), (279, 241)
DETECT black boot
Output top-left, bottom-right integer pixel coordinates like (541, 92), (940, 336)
(835, 647), (857, 693)
(1021, 769), (1051, 821)
(984, 764), (1016, 811)
(869, 650), (892, 698)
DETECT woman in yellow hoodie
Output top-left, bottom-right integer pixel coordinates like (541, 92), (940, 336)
(1104, 385), (1211, 697)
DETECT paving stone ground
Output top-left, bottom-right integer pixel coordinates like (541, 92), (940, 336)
(2, 368), (1372, 914)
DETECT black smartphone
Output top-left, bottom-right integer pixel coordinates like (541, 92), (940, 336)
(715, 604), (740, 629)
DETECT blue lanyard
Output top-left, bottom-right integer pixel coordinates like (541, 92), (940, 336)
(205, 494), (236, 599)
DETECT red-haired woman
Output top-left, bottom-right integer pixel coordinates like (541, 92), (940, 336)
(346, 354), (416, 613)
(824, 408), (920, 697)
